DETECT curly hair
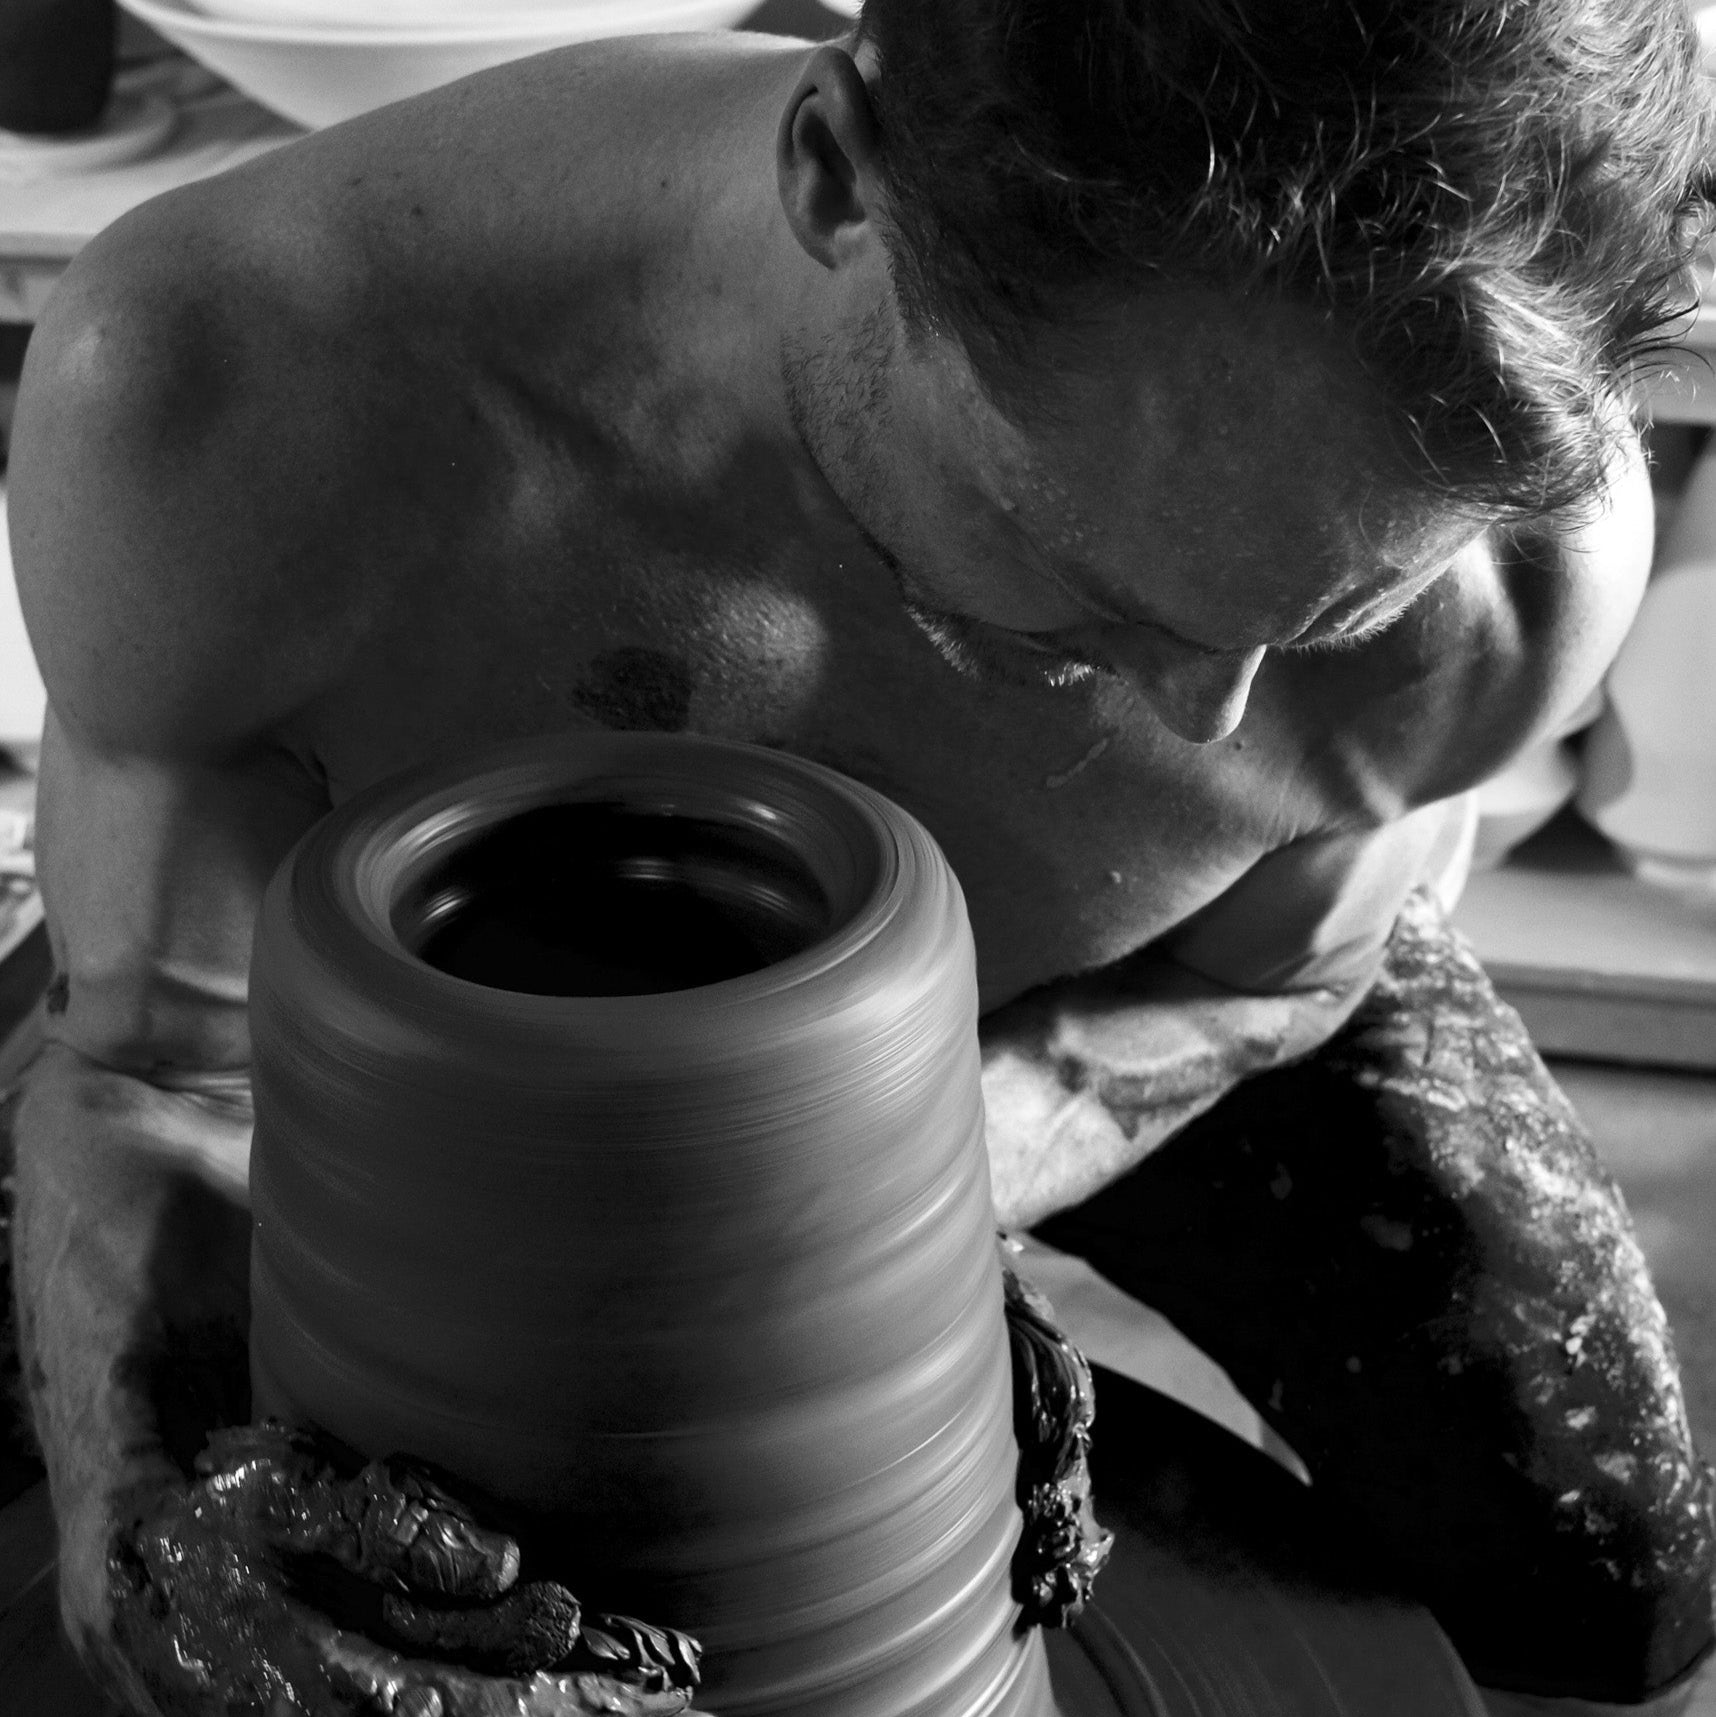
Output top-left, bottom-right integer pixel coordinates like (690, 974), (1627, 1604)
(858, 0), (1716, 516)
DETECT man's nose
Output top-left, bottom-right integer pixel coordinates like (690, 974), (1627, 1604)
(1110, 639), (1266, 744)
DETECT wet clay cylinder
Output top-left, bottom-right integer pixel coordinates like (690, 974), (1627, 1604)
(248, 733), (1055, 1717)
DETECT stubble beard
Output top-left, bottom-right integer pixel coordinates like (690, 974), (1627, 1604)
(780, 323), (1103, 695)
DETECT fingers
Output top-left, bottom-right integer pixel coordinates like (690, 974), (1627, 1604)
(306, 1615), (699, 1717)
(381, 1580), (582, 1677)
(116, 1442), (692, 1717)
(545, 1672), (703, 1717)
(999, 1258), (1113, 1628)
(188, 1423), (698, 1714)
(336, 1456), (521, 1600)
(195, 1422), (522, 1602)
(1000, 1260), (1097, 1479)
(567, 1615), (703, 1696)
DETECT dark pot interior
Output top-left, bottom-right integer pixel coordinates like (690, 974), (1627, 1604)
(390, 800), (835, 996)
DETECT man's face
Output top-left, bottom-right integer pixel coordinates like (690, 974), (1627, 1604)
(783, 287), (1489, 744)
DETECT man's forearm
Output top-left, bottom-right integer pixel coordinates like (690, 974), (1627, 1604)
(11, 1041), (253, 1649)
(980, 955), (1366, 1229)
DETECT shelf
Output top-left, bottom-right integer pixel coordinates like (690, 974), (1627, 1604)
(1639, 306), (1716, 425)
(1452, 811), (1716, 1070)
(0, 55), (300, 321)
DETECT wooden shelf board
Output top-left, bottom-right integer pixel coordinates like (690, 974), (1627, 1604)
(1453, 813), (1716, 1070)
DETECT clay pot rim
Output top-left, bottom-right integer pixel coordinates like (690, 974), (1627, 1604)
(290, 732), (946, 1022)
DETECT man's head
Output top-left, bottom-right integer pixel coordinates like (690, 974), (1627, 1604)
(781, 277), (1487, 739)
(856, 0), (1715, 518)
(772, 0), (1714, 740)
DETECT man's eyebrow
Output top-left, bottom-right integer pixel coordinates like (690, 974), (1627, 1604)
(1043, 531), (1441, 658)
(1018, 526), (1261, 657)
(1134, 614), (1235, 657)
(1045, 556), (1237, 657)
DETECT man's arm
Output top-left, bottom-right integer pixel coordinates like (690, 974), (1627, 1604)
(980, 800), (1466, 1228)
(982, 426), (1657, 1230)
(8, 236), (701, 1717)
(7, 233), (343, 1681)
(12, 715), (324, 1680)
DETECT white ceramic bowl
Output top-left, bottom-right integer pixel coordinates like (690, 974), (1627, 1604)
(116, 0), (756, 128)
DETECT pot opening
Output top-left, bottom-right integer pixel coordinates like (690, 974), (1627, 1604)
(392, 800), (835, 995)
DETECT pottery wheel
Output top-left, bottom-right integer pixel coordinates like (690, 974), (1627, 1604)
(1040, 1366), (1488, 1717)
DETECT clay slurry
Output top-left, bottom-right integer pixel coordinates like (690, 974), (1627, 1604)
(399, 801), (834, 995)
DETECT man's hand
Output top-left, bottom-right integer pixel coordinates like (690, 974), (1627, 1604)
(12, 1055), (699, 1717)
(102, 1420), (703, 1717)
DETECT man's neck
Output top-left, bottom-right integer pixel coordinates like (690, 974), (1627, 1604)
(607, 39), (823, 465)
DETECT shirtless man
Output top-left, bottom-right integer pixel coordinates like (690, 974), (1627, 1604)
(8, 1), (1716, 1712)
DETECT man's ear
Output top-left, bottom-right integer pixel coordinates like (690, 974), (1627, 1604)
(777, 45), (882, 269)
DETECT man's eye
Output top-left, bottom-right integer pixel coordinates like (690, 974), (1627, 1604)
(1282, 612), (1404, 655)
(1282, 590), (1425, 656)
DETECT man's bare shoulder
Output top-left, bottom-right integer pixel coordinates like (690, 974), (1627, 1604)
(9, 183), (409, 758)
(10, 34), (801, 763)
(1272, 443), (1653, 818)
